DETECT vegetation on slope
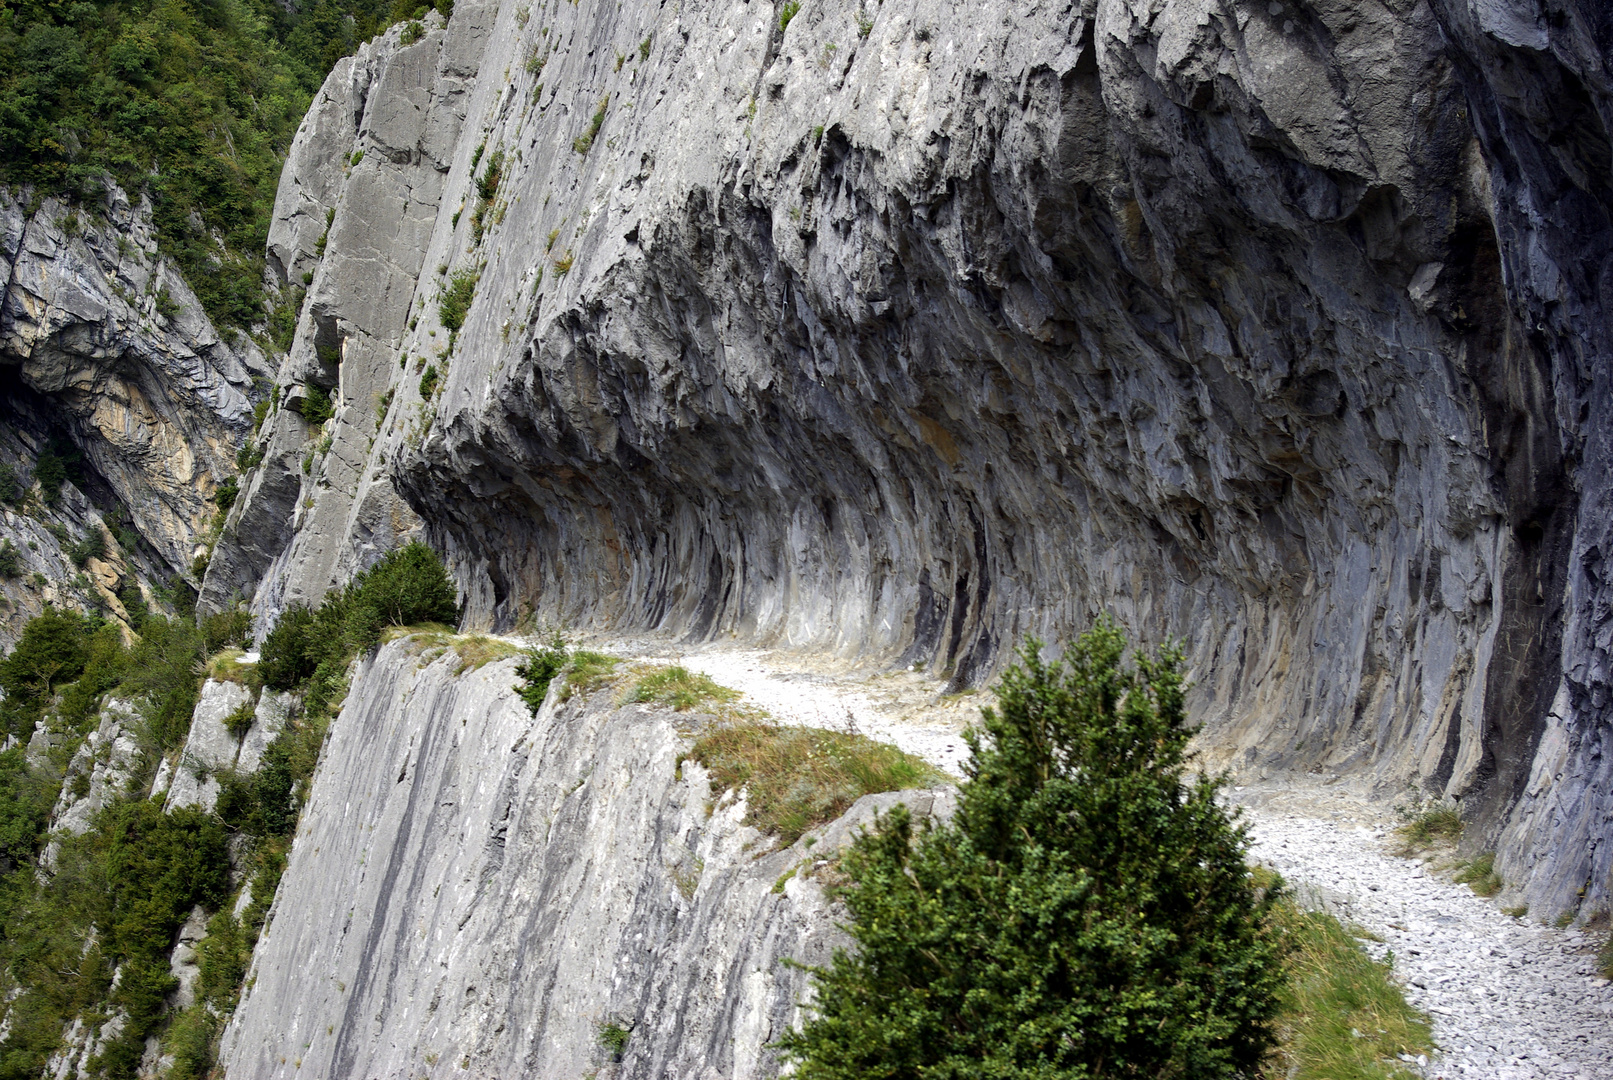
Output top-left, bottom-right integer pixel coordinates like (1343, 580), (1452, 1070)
(0, 602), (249, 1079)
(0, 0), (452, 329)
(0, 541), (458, 1078)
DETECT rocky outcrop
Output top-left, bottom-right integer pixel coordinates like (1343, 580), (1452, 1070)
(213, 0), (1613, 920)
(216, 638), (950, 1078)
(0, 184), (267, 583)
(200, 9), (482, 622)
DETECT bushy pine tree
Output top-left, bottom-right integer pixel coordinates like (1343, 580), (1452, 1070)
(781, 618), (1283, 1079)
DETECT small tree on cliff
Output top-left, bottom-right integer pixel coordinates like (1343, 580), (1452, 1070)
(780, 618), (1283, 1079)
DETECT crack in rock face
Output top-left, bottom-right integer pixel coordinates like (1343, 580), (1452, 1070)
(211, 0), (1613, 924)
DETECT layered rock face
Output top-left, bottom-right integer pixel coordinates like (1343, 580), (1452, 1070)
(213, 0), (1612, 919)
(217, 639), (942, 1079)
(0, 185), (268, 639)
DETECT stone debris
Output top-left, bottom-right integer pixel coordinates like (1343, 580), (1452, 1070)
(1240, 802), (1613, 1080)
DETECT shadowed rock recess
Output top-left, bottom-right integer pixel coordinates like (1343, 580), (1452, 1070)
(207, 0), (1612, 925)
(0, 185), (266, 642)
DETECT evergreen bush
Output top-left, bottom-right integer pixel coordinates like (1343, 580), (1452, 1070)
(780, 619), (1283, 1080)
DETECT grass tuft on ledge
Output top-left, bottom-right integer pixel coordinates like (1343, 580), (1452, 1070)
(1267, 891), (1434, 1080)
(1393, 798), (1462, 853)
(688, 723), (946, 847)
(627, 665), (739, 712)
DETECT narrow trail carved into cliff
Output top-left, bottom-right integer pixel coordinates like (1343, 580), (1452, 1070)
(585, 637), (1613, 1080)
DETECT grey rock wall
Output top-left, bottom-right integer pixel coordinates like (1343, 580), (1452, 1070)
(0, 184), (266, 584)
(211, 0), (1613, 918)
(216, 638), (947, 1079)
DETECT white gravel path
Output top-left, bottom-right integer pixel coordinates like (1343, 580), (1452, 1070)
(584, 638), (1613, 1079)
(1237, 797), (1613, 1079)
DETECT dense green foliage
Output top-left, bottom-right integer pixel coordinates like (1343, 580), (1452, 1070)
(0, 801), (229, 1079)
(299, 384), (335, 425)
(258, 540), (458, 705)
(513, 631), (568, 714)
(0, 584), (312, 1075)
(780, 620), (1284, 1079)
(0, 0), (451, 329)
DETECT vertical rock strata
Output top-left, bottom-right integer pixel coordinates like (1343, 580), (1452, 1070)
(213, 0), (1613, 920)
(217, 640), (930, 1079)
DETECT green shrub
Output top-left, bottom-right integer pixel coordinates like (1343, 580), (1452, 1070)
(214, 477), (240, 514)
(514, 631), (568, 714)
(67, 526), (108, 568)
(691, 724), (944, 846)
(299, 384), (335, 425)
(202, 607), (253, 656)
(779, 620), (1284, 1079)
(259, 605), (318, 691)
(258, 541), (457, 695)
(33, 451), (67, 504)
(223, 701), (256, 740)
(419, 364), (440, 399)
(598, 1021), (630, 1062)
(438, 266), (479, 331)
(0, 462), (24, 506)
(56, 622), (129, 730)
(0, 604), (93, 727)
(119, 615), (206, 751)
(341, 541), (460, 648)
(400, 19), (425, 44)
(778, 0), (801, 32)
(153, 286), (181, 321)
(0, 747), (55, 870)
(0, 540), (21, 578)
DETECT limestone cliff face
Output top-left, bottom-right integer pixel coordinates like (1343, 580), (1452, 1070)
(212, 0), (1613, 920)
(216, 639), (947, 1079)
(0, 183), (269, 640)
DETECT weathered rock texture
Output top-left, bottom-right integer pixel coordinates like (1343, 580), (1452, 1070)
(217, 638), (948, 1078)
(214, 0), (1613, 921)
(0, 185), (267, 590)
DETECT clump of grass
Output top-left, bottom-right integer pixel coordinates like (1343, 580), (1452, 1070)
(1393, 797), (1462, 852)
(1268, 895), (1433, 1080)
(452, 635), (521, 673)
(778, 0), (800, 32)
(206, 649), (253, 685)
(1453, 852), (1502, 897)
(552, 250), (573, 274)
(562, 649), (618, 700)
(688, 722), (946, 846)
(628, 666), (739, 712)
(438, 266), (480, 332)
(572, 95), (608, 154)
(597, 1020), (630, 1063)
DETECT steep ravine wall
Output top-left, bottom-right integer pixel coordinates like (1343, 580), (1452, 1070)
(216, 639), (949, 1079)
(208, 0), (1613, 919)
(0, 184), (268, 642)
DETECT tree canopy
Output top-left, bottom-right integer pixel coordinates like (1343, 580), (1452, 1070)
(781, 618), (1284, 1079)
